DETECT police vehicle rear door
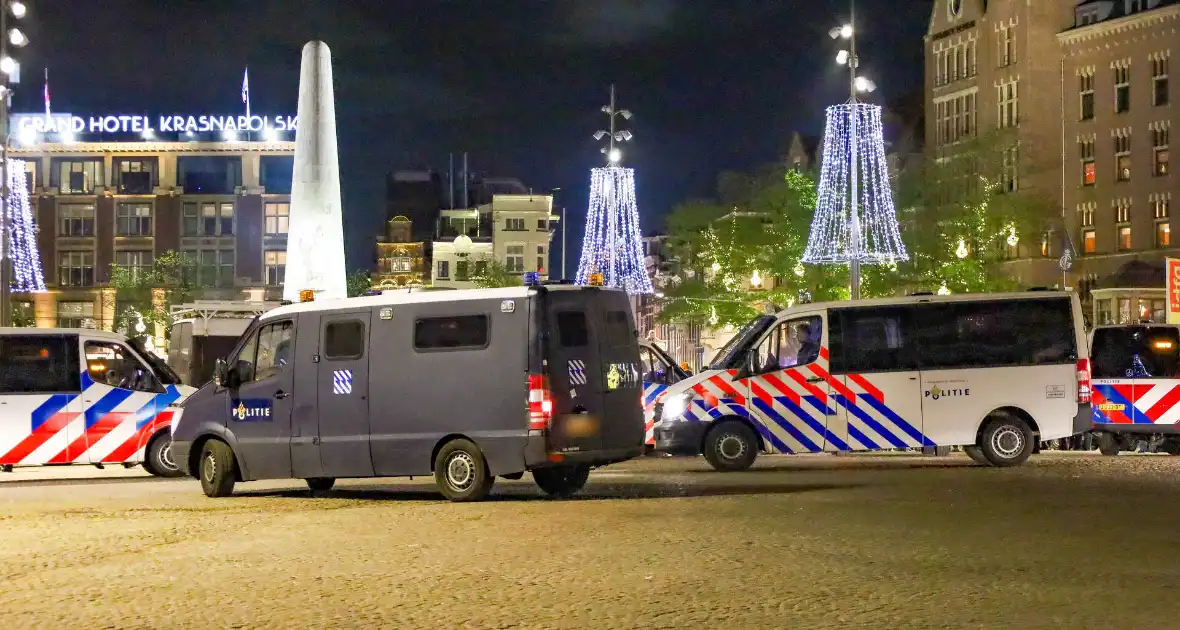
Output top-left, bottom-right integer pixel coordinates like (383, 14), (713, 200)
(545, 291), (606, 453)
(1092, 326), (1180, 426)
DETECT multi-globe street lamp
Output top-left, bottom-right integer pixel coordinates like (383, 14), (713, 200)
(0, 0), (29, 326)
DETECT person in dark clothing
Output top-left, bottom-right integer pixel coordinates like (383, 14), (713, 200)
(794, 322), (820, 366)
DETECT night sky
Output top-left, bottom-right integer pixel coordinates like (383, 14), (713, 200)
(20, 0), (932, 273)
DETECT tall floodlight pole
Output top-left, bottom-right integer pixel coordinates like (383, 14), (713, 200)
(0, 1), (29, 326)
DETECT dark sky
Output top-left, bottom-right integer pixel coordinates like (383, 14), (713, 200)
(19, 0), (932, 273)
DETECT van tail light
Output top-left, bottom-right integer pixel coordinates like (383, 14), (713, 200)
(1076, 359), (1092, 404)
(528, 374), (553, 430)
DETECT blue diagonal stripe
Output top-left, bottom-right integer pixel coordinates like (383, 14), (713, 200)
(1095, 385), (1152, 424)
(134, 386), (182, 429)
(834, 395), (907, 449)
(753, 398), (822, 453)
(860, 396), (934, 447)
(84, 388), (134, 429)
(751, 415), (794, 454)
(847, 424), (880, 450)
(802, 394), (837, 417)
(790, 396), (850, 451)
(31, 394), (78, 432)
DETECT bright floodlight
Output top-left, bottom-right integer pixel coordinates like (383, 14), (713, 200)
(9, 28), (27, 47)
(854, 76), (876, 92)
(263, 126), (278, 142)
(836, 50), (849, 65)
(593, 130), (607, 140)
(10, 1), (26, 18)
(840, 24), (853, 38)
(0, 56), (15, 75)
(17, 126), (36, 146)
(608, 147), (622, 163)
(619, 109), (633, 120)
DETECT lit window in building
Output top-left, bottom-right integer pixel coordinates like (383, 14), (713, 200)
(58, 251), (95, 287)
(1153, 54), (1170, 107)
(1083, 229), (1097, 254)
(265, 202), (290, 235)
(1156, 222), (1170, 248)
(53, 159), (103, 195)
(437, 260), (449, 279)
(1154, 125), (1170, 176)
(182, 202), (234, 237)
(115, 158), (157, 194)
(506, 245), (525, 273)
(1001, 145), (1018, 192)
(997, 80), (1018, 129)
(1118, 298), (1132, 324)
(57, 301), (95, 329)
(265, 251), (286, 286)
(997, 24), (1015, 67)
(1096, 299), (1112, 325)
(1079, 70), (1095, 120)
(114, 250), (154, 281)
(1079, 138), (1096, 185)
(23, 161), (37, 194)
(1155, 195), (1172, 220)
(537, 245), (546, 274)
(1115, 131), (1132, 181)
(182, 248), (235, 287)
(1118, 226), (1132, 251)
(58, 204), (95, 237)
(1114, 62), (1131, 113)
(505, 218), (526, 231)
(116, 203), (153, 237)
(1115, 199), (1131, 223)
(1079, 203), (1095, 227)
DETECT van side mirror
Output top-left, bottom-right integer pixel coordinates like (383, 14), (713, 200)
(214, 358), (228, 387)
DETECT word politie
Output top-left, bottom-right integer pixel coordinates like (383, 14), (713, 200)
(17, 114), (298, 135)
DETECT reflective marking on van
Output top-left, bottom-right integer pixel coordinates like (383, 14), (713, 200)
(1093, 381), (1180, 425)
(332, 370), (353, 395)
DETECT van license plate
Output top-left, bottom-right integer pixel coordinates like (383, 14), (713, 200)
(564, 415), (599, 438)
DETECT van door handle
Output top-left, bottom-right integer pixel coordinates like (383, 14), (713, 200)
(274, 390), (289, 399)
(806, 377), (824, 383)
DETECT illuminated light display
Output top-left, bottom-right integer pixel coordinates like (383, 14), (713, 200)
(5, 160), (46, 292)
(575, 166), (653, 295)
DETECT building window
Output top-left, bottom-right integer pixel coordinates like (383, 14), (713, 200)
(182, 202), (234, 236)
(506, 245), (525, 273)
(1117, 226), (1132, 251)
(58, 204), (95, 237)
(1115, 199), (1131, 223)
(114, 250), (154, 281)
(116, 203), (152, 237)
(265, 202), (290, 235)
(58, 251), (95, 287)
(52, 159), (103, 195)
(264, 251), (286, 286)
(182, 248), (235, 287)
(1153, 54), (1170, 107)
(1154, 125), (1170, 176)
(177, 156), (242, 195)
(259, 155), (294, 194)
(383, 255), (412, 273)
(1155, 196), (1172, 220)
(537, 219), (548, 231)
(437, 260), (449, 279)
(1079, 70), (1095, 120)
(1114, 62), (1131, 113)
(997, 80), (1018, 128)
(455, 260), (470, 281)
(1001, 144), (1018, 192)
(537, 245), (546, 274)
(114, 158), (158, 194)
(1080, 138), (1096, 185)
(1156, 222), (1171, 248)
(504, 218), (526, 231)
(1115, 132), (1132, 181)
(57, 301), (95, 329)
(1083, 229), (1097, 254)
(1079, 203), (1095, 227)
(998, 24), (1014, 67)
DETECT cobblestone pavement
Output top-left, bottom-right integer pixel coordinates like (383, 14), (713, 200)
(3, 452), (1179, 629)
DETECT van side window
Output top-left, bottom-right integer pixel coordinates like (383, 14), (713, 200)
(85, 341), (158, 392)
(640, 348), (667, 384)
(234, 331), (260, 383)
(324, 320), (366, 360)
(0, 335), (80, 393)
(605, 310), (633, 347)
(752, 316), (822, 373)
(414, 315), (489, 350)
(830, 307), (916, 374)
(254, 321), (295, 380)
(918, 299), (1076, 369)
(555, 311), (589, 347)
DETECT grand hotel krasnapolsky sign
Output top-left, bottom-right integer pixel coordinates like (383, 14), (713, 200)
(12, 112), (298, 136)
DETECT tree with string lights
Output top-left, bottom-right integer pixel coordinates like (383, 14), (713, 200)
(4, 159), (46, 295)
(574, 85), (653, 295)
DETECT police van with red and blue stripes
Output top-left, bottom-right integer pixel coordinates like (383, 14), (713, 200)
(653, 291), (1092, 470)
(1089, 323), (1180, 455)
(0, 328), (196, 476)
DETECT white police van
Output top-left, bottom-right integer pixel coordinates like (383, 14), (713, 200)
(0, 328), (196, 476)
(169, 284), (647, 501)
(653, 291), (1091, 470)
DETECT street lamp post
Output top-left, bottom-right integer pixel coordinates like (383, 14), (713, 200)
(0, 0), (28, 327)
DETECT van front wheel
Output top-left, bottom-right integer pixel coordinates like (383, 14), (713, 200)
(434, 439), (494, 502)
(533, 465), (591, 498)
(978, 416), (1034, 467)
(199, 440), (237, 497)
(962, 445), (989, 465)
(703, 421), (759, 472)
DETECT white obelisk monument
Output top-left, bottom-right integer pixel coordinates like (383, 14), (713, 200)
(283, 40), (347, 301)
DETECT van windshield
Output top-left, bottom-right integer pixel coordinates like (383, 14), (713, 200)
(1092, 326), (1180, 379)
(128, 337), (182, 385)
(707, 315), (775, 370)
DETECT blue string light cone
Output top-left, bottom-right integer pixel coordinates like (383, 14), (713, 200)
(802, 103), (908, 265)
(5, 160), (47, 292)
(575, 166), (653, 294)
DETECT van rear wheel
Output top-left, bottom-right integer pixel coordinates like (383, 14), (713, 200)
(1096, 433), (1121, 456)
(145, 431), (185, 478)
(962, 445), (989, 465)
(306, 478), (335, 492)
(978, 416), (1034, 467)
(199, 440), (237, 498)
(434, 439), (494, 502)
(703, 420), (758, 472)
(533, 465), (591, 498)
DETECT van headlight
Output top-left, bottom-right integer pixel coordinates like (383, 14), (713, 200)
(169, 410), (182, 436)
(661, 393), (691, 420)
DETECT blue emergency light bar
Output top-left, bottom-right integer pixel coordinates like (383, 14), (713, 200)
(523, 272), (540, 285)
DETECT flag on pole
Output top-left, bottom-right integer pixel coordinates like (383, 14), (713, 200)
(1059, 227), (1076, 272)
(242, 67), (250, 119)
(43, 68), (51, 121)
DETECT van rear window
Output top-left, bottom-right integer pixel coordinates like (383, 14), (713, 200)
(556, 312), (589, 347)
(415, 315), (489, 350)
(605, 311), (633, 347)
(0, 335), (80, 393)
(1092, 326), (1180, 379)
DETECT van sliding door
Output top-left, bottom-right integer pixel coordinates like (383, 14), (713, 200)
(315, 312), (375, 478)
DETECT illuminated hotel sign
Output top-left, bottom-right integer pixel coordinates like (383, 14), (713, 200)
(12, 112), (298, 136)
